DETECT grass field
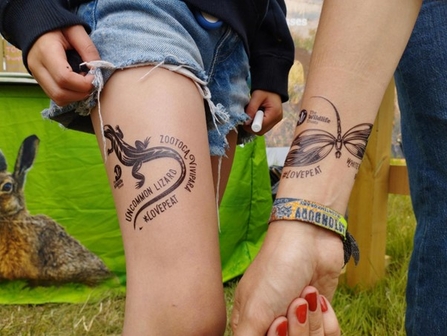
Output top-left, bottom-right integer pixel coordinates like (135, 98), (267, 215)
(0, 194), (415, 335)
(332, 194), (415, 335)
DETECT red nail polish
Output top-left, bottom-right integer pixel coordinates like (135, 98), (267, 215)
(276, 320), (288, 336)
(296, 303), (307, 324)
(320, 296), (328, 313)
(305, 292), (318, 312)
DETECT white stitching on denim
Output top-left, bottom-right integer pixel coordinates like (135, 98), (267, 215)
(215, 155), (223, 232)
(81, 60), (115, 160)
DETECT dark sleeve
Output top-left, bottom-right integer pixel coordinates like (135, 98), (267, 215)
(0, 0), (91, 69)
(249, 0), (294, 102)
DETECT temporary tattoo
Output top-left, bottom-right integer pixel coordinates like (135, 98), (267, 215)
(159, 135), (197, 192)
(284, 96), (372, 168)
(281, 165), (322, 179)
(142, 194), (179, 222)
(297, 109), (307, 126)
(346, 157), (361, 170)
(113, 165), (124, 189)
(307, 109), (331, 125)
(104, 125), (193, 230)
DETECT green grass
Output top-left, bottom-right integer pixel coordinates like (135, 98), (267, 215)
(331, 194), (415, 336)
(0, 195), (415, 335)
(0, 293), (125, 335)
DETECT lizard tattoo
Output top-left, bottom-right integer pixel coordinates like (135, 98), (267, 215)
(104, 124), (187, 229)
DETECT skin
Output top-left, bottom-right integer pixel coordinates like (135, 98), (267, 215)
(25, 0), (421, 333)
(26, 23), (288, 335)
(89, 65), (228, 335)
(231, 0), (422, 335)
(27, 26), (99, 106)
(267, 286), (341, 336)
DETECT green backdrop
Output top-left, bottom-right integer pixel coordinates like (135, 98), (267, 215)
(0, 79), (272, 304)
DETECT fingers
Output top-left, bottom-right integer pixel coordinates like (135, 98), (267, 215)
(27, 26), (98, 106)
(267, 286), (341, 336)
(231, 222), (342, 336)
(298, 287), (326, 335)
(298, 287), (340, 336)
(33, 62), (93, 106)
(286, 298), (310, 336)
(320, 296), (341, 336)
(244, 90), (283, 135)
(63, 25), (100, 63)
(267, 317), (288, 336)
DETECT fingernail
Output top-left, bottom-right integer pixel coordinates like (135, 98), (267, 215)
(305, 292), (318, 312)
(276, 320), (288, 336)
(320, 296), (328, 313)
(296, 303), (307, 324)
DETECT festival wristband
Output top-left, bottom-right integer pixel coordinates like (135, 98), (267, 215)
(269, 198), (347, 239)
(269, 198), (360, 265)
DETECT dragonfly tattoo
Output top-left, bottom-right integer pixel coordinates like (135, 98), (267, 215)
(284, 96), (372, 168)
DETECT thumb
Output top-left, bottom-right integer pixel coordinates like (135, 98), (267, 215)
(63, 25), (100, 63)
(246, 93), (266, 119)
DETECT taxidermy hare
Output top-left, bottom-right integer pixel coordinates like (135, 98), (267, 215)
(0, 135), (112, 286)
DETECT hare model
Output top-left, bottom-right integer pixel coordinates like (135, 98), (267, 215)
(0, 135), (112, 286)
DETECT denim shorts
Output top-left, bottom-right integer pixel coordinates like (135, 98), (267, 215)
(42, 0), (252, 156)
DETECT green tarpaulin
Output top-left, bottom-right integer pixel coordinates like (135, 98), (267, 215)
(0, 79), (272, 304)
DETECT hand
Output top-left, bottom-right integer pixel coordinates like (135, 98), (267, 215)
(231, 222), (344, 335)
(244, 90), (283, 135)
(27, 25), (100, 106)
(267, 286), (340, 336)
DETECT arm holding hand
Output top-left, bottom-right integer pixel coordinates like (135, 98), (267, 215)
(232, 0), (421, 335)
(244, 0), (294, 134)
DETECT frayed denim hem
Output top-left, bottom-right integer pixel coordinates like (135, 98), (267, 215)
(41, 59), (251, 157)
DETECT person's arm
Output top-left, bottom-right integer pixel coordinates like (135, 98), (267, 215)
(245, 0), (294, 134)
(0, 0), (100, 106)
(248, 0), (294, 103)
(0, 0), (91, 70)
(232, 1), (422, 335)
(277, 0), (421, 210)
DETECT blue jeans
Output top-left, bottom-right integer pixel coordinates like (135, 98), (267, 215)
(42, 0), (252, 156)
(395, 1), (447, 334)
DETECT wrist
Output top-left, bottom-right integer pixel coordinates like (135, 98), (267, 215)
(269, 198), (359, 266)
(270, 198), (347, 238)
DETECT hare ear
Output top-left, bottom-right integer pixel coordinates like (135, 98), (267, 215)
(13, 135), (40, 188)
(0, 150), (6, 173)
